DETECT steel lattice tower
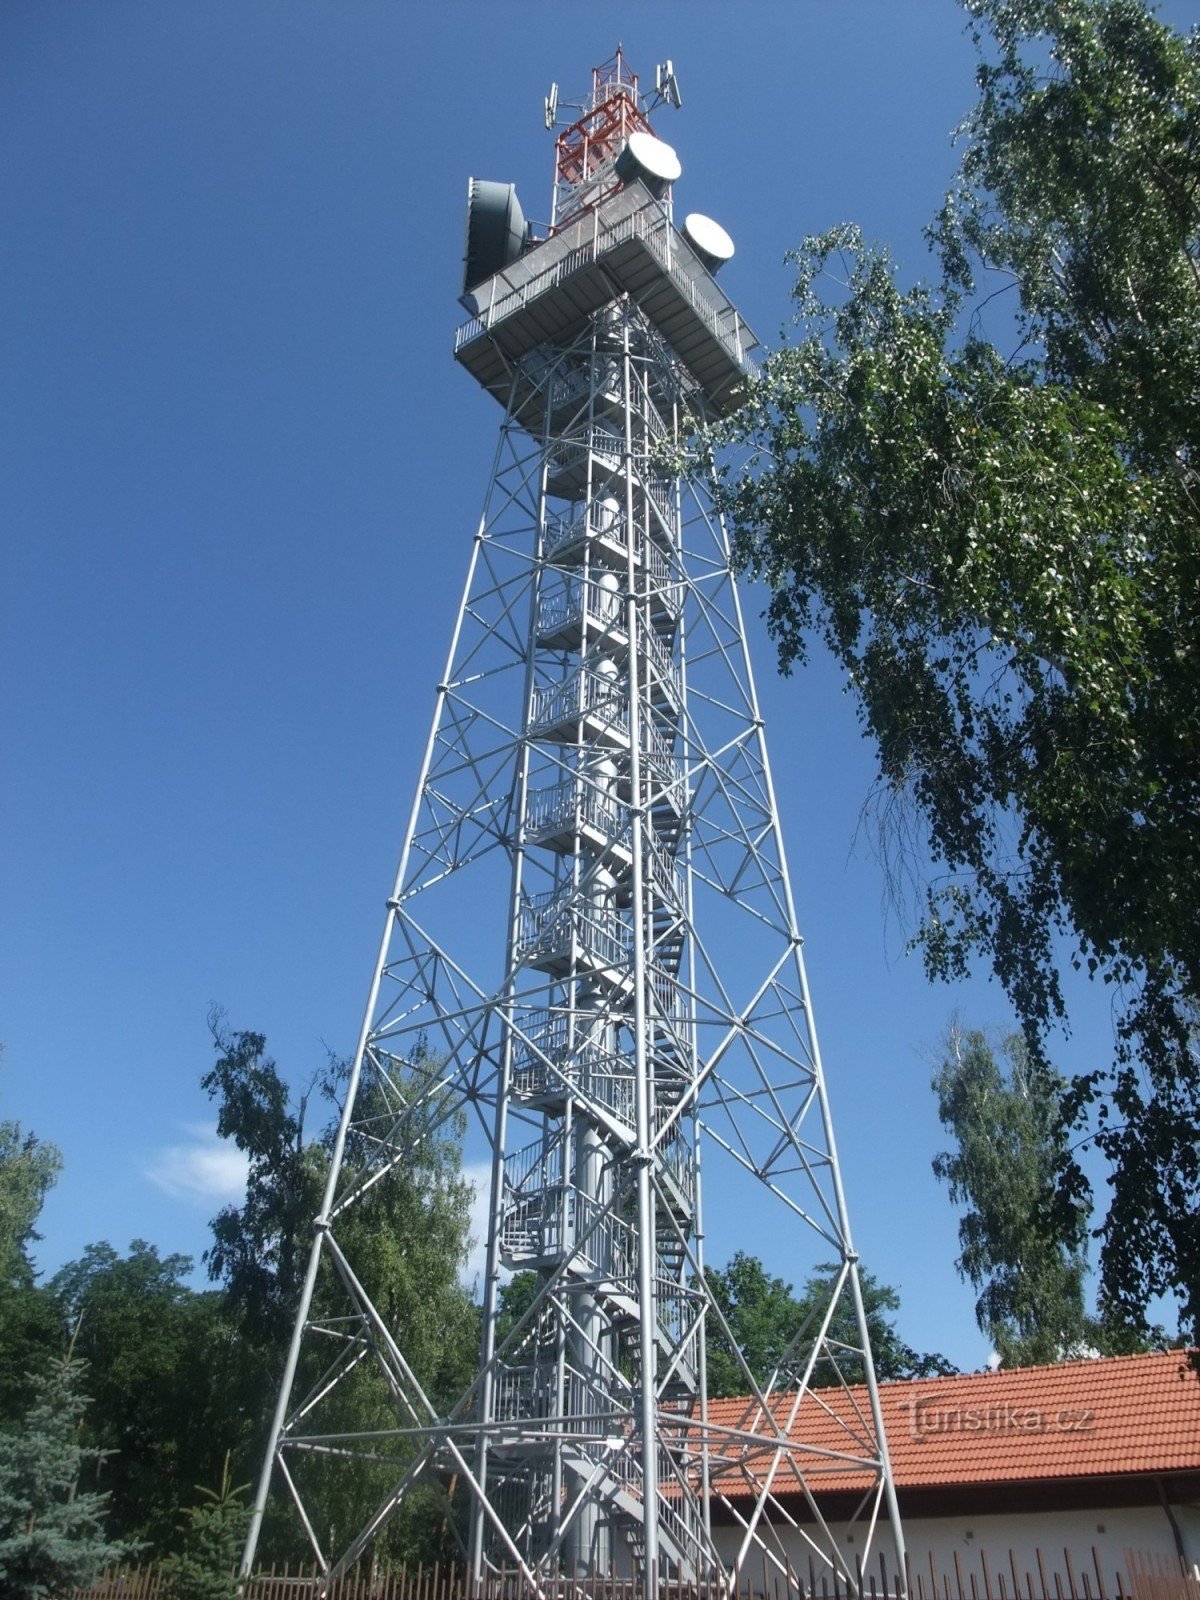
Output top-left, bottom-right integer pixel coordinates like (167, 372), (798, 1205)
(242, 49), (905, 1597)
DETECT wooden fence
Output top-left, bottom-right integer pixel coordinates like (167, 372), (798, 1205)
(71, 1549), (1200, 1600)
(1125, 1550), (1200, 1600)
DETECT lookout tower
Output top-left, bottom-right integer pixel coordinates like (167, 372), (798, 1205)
(242, 48), (905, 1597)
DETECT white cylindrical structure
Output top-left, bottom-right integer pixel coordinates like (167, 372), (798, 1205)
(682, 212), (735, 274)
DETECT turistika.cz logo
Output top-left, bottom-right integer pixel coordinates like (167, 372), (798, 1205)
(902, 1397), (1096, 1440)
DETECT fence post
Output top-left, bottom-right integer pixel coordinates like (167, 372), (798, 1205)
(1093, 1550), (1107, 1600)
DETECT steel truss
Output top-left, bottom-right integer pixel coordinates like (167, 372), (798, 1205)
(243, 70), (904, 1599)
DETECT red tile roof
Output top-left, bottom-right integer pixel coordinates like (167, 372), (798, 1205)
(704, 1350), (1200, 1498)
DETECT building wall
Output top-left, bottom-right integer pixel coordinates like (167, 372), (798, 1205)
(712, 1502), (1198, 1590)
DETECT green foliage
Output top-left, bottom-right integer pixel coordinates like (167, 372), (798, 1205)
(0, 1126), (61, 1293)
(944, 0), (1200, 456)
(0, 1021), (477, 1565)
(1071, 1005), (1200, 1343)
(702, 1251), (954, 1398)
(933, 1027), (1091, 1363)
(0, 1061), (69, 1428)
(159, 1459), (250, 1600)
(0, 1049), (63, 1291)
(495, 1270), (540, 1346)
(0, 1288), (66, 1429)
(201, 1014), (325, 1355)
(50, 1242), (231, 1549)
(201, 1022), (478, 1567)
(196, 1017), (331, 1563)
(704, 1254), (812, 1398)
(715, 0), (1200, 1339)
(1, 1017), (479, 1570)
(328, 1060), (479, 1414)
(0, 1356), (130, 1597)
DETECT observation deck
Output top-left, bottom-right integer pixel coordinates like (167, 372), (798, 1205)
(454, 180), (758, 418)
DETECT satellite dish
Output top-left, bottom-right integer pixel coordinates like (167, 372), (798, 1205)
(614, 130), (682, 196)
(682, 213), (735, 274)
(463, 179), (531, 294)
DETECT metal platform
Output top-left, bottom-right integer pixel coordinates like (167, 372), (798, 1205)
(455, 180), (758, 419)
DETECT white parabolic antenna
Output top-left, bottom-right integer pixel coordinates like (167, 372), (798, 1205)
(682, 212), (735, 273)
(614, 129), (682, 193)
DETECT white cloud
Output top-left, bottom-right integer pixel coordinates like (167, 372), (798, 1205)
(146, 1124), (249, 1207)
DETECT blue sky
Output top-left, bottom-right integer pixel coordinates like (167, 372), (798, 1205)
(4, 1), (1189, 1371)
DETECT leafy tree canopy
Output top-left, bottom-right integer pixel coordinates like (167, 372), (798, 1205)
(0, 1286), (64, 1428)
(0, 1059), (69, 1425)
(1, 1018), (480, 1571)
(0, 1124), (61, 1292)
(0, 1049), (62, 1292)
(931, 1025), (1158, 1363)
(50, 1242), (229, 1549)
(713, 0), (1200, 1339)
(200, 1019), (478, 1566)
(201, 1015), (325, 1356)
(702, 1252), (954, 1399)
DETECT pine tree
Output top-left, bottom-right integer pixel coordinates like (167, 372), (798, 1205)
(159, 1457), (251, 1600)
(0, 1355), (129, 1598)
